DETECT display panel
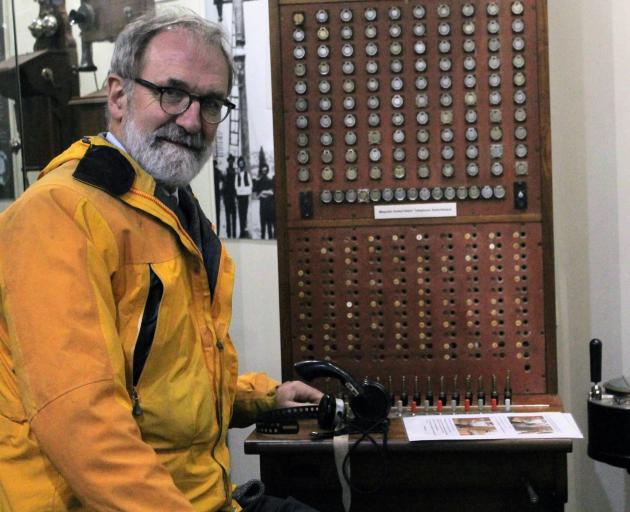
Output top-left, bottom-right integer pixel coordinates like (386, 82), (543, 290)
(288, 222), (545, 394)
(280, 0), (542, 222)
(271, 0), (554, 397)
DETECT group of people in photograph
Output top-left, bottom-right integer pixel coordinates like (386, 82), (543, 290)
(213, 153), (276, 240)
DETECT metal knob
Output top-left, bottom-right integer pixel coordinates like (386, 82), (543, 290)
(10, 139), (21, 154)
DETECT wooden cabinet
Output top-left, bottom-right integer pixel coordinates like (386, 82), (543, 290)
(245, 396), (571, 512)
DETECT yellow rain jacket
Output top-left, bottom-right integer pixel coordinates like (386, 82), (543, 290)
(0, 136), (278, 511)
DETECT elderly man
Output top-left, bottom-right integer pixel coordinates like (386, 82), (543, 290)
(0, 9), (320, 512)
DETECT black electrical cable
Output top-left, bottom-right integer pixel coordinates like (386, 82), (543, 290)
(340, 418), (390, 494)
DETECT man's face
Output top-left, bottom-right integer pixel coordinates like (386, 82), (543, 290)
(118, 28), (230, 187)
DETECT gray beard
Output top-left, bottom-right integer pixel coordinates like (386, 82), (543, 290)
(121, 116), (211, 188)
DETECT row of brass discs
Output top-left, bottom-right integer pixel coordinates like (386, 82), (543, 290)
(297, 159), (528, 182)
(296, 140), (527, 160)
(319, 184), (507, 204)
(293, 2), (525, 26)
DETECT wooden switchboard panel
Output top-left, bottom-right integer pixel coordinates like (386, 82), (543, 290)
(269, 0), (555, 398)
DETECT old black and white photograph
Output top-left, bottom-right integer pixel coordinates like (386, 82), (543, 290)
(209, 0), (276, 240)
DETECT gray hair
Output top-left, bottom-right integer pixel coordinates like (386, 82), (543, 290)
(109, 7), (233, 92)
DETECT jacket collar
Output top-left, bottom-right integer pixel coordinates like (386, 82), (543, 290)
(39, 135), (156, 197)
(39, 136), (208, 260)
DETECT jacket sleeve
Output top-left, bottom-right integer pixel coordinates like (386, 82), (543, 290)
(0, 186), (194, 511)
(230, 372), (279, 428)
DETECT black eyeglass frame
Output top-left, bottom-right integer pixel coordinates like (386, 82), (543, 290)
(133, 77), (236, 124)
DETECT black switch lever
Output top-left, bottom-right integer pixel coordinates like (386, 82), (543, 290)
(514, 181), (527, 210)
(299, 191), (313, 219)
(589, 338), (603, 400)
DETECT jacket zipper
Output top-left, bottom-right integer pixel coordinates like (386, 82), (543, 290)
(125, 190), (195, 417)
(131, 267), (164, 416)
(131, 386), (143, 416)
(129, 188), (230, 503)
(212, 339), (231, 507)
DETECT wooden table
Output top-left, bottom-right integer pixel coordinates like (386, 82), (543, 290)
(244, 395), (572, 511)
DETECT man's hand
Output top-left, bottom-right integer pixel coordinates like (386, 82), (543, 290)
(275, 381), (324, 408)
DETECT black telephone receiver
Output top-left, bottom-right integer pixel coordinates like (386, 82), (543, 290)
(295, 360), (390, 429)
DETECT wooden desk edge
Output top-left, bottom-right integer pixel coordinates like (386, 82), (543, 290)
(244, 394), (574, 455)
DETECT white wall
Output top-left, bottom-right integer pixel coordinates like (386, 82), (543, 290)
(224, 240), (282, 484)
(549, 1), (630, 510)
(612, 1), (630, 385)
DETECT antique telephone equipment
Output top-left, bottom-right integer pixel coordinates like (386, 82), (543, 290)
(297, 360), (389, 431)
(255, 360), (389, 435)
(68, 0), (154, 72)
(0, 0), (80, 182)
(296, 360), (392, 504)
(0, 1), (153, 182)
(587, 338), (630, 472)
(256, 360), (390, 506)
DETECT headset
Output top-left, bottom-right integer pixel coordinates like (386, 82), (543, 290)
(255, 360), (392, 494)
(295, 360), (389, 431)
(296, 360), (392, 495)
(255, 360), (389, 434)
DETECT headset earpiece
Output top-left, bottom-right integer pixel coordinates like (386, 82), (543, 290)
(317, 393), (345, 430)
(350, 381), (389, 424)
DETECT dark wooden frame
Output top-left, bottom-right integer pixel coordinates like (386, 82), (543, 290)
(270, 0), (557, 395)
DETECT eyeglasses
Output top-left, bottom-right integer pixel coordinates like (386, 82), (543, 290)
(133, 77), (235, 124)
